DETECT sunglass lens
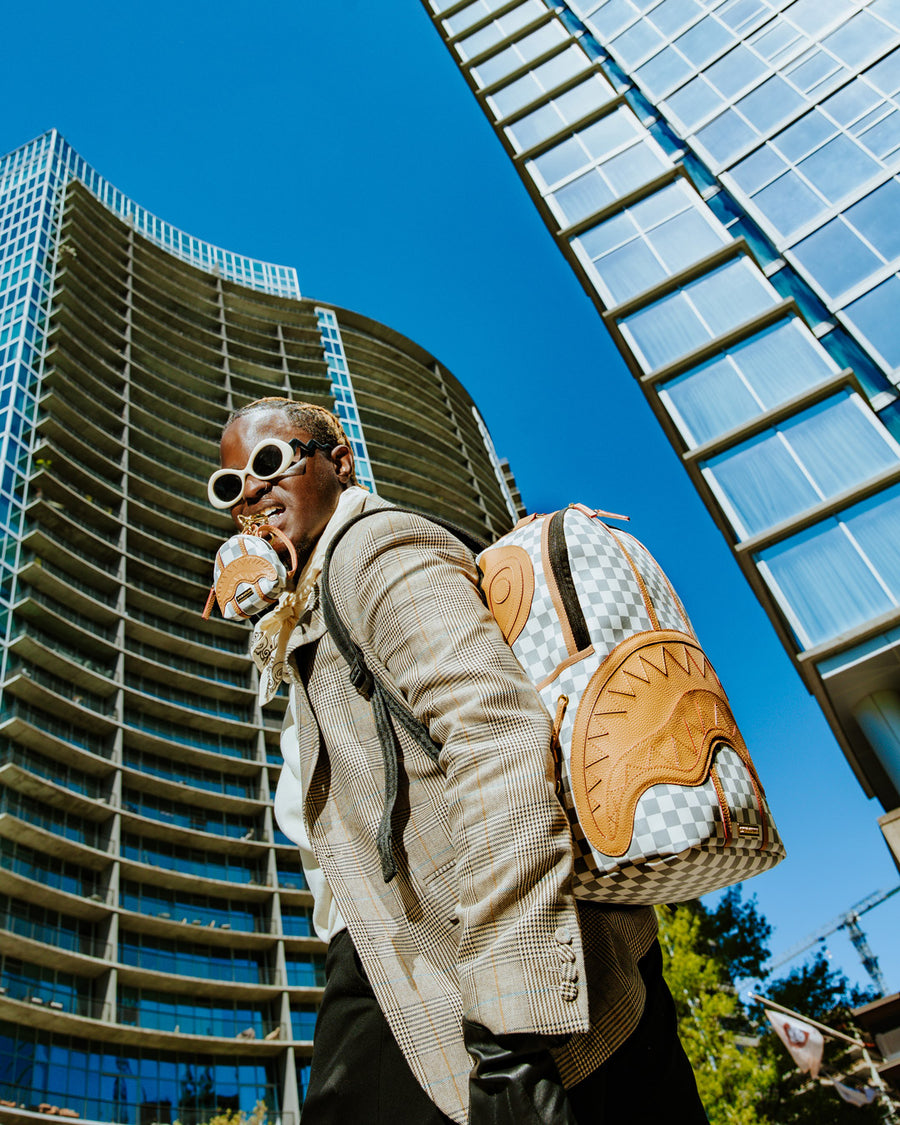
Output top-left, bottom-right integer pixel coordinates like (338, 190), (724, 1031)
(252, 442), (288, 478)
(213, 474), (242, 503)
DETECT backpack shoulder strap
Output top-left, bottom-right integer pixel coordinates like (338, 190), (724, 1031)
(318, 505), (488, 882)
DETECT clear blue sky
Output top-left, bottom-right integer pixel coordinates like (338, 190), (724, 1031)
(4, 0), (899, 1000)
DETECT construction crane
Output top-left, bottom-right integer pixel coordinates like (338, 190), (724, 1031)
(768, 886), (900, 996)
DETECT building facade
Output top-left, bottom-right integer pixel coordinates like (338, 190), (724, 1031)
(422, 0), (900, 862)
(0, 131), (520, 1125)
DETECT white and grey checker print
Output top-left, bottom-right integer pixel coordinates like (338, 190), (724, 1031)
(614, 531), (692, 634)
(564, 514), (654, 660)
(492, 519), (573, 678)
(481, 507), (784, 906)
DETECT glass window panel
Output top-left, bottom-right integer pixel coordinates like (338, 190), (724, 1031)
(506, 103), (563, 151)
(823, 10), (885, 69)
(677, 16), (734, 66)
(581, 108), (643, 159)
(590, 237), (668, 302)
(621, 258), (776, 370)
(472, 22), (567, 86)
(729, 144), (788, 193)
(843, 275), (900, 368)
(600, 140), (669, 194)
(782, 395), (900, 497)
(696, 108), (757, 163)
(738, 75), (805, 134)
(532, 137), (590, 186)
(651, 207), (727, 270)
(578, 210), (637, 259)
(444, 0), (489, 36)
(611, 20), (666, 66)
(797, 133), (880, 201)
(823, 76), (883, 128)
(773, 108), (836, 163)
(665, 76), (724, 130)
(865, 46), (900, 97)
(660, 319), (835, 446)
(786, 0), (854, 37)
(705, 431), (821, 536)
(791, 218), (882, 300)
(554, 74), (616, 121)
(857, 109), (900, 161)
(750, 18), (802, 64)
(871, 0), (900, 31)
(636, 46), (695, 98)
(552, 169), (616, 224)
(586, 0), (639, 38)
(736, 319), (835, 405)
(786, 47), (845, 96)
(846, 179), (900, 262)
(488, 46), (589, 116)
(752, 170), (827, 238)
(651, 0), (704, 36)
(662, 354), (765, 445)
(622, 290), (712, 369)
(759, 519), (894, 647)
(707, 48), (767, 104)
(688, 258), (776, 336)
(845, 485), (900, 602)
(458, 0), (546, 59)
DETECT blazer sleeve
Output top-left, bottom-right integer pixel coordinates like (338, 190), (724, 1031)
(328, 508), (591, 1037)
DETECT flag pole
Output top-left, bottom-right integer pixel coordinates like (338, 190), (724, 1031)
(747, 992), (868, 1047)
(749, 992), (899, 1123)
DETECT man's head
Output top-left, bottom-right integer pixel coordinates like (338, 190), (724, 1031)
(217, 398), (355, 567)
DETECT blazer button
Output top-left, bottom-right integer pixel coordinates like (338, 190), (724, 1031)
(561, 962), (579, 983)
(560, 982), (579, 1002)
(554, 926), (573, 944)
(558, 945), (576, 963)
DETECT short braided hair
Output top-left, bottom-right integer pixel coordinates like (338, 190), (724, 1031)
(225, 397), (357, 485)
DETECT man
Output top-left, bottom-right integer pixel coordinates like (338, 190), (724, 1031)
(214, 397), (707, 1124)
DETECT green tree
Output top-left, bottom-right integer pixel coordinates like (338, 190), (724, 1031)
(658, 898), (776, 1125)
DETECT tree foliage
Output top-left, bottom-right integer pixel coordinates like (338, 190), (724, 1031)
(659, 886), (891, 1125)
(658, 897), (776, 1125)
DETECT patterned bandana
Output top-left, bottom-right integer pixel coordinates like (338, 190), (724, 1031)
(249, 485), (371, 704)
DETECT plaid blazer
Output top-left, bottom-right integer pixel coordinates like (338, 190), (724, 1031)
(274, 500), (657, 1123)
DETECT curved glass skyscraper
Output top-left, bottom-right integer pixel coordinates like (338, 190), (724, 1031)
(422, 0), (900, 865)
(0, 131), (521, 1124)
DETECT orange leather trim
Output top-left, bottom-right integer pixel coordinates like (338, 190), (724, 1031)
(479, 544), (535, 646)
(570, 629), (753, 858)
(535, 645), (595, 692)
(541, 513), (579, 657)
(710, 765), (732, 846)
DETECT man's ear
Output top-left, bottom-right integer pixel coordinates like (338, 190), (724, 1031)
(331, 444), (354, 484)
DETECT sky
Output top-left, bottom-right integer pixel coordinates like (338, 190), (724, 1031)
(2, 0), (899, 1004)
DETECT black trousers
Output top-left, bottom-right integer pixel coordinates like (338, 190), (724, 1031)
(300, 929), (708, 1124)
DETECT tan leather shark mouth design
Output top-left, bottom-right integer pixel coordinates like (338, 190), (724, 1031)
(479, 544), (534, 646)
(216, 545), (279, 616)
(570, 629), (756, 858)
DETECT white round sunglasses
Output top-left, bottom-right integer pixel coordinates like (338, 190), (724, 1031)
(208, 437), (334, 509)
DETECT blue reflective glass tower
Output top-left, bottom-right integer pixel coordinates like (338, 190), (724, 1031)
(422, 0), (900, 863)
(0, 130), (521, 1124)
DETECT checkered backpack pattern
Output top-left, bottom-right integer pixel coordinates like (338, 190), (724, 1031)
(478, 504), (784, 904)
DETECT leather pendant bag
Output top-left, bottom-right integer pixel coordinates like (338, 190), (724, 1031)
(202, 524), (298, 621)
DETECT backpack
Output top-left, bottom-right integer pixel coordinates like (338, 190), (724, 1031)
(320, 504), (784, 905)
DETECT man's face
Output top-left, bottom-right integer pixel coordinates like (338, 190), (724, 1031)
(219, 410), (352, 567)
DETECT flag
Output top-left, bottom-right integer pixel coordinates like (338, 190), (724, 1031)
(765, 1011), (825, 1077)
(833, 1081), (877, 1107)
